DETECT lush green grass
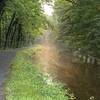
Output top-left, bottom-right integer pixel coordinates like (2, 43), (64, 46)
(5, 46), (74, 100)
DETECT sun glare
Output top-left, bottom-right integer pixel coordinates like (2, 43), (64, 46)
(43, 4), (54, 16)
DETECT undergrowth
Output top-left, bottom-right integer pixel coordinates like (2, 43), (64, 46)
(5, 46), (75, 100)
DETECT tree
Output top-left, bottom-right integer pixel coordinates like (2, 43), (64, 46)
(0, 0), (46, 49)
(54, 0), (100, 59)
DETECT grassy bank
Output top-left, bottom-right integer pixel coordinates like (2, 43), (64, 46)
(5, 46), (74, 100)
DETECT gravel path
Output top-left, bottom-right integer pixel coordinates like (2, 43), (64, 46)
(0, 50), (17, 100)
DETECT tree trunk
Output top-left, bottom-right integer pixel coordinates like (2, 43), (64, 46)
(10, 18), (18, 48)
(0, 0), (6, 15)
(94, 58), (97, 65)
(16, 23), (22, 48)
(4, 12), (16, 49)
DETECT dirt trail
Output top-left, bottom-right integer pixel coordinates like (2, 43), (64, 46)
(0, 50), (17, 100)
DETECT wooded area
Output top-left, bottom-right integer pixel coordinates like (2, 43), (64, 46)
(0, 0), (100, 100)
(53, 0), (100, 64)
(0, 0), (45, 49)
(1, 0), (100, 59)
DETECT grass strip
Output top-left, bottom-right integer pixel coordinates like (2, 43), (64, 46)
(5, 46), (74, 100)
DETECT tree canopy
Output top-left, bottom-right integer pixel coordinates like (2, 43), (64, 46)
(54, 0), (100, 58)
(0, 0), (46, 49)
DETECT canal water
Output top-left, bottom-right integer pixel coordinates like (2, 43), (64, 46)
(36, 32), (100, 100)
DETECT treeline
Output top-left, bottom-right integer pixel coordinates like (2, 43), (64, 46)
(0, 0), (45, 49)
(54, 0), (100, 64)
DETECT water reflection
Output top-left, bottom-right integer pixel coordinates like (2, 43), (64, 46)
(52, 51), (100, 100)
(40, 44), (100, 100)
(36, 32), (100, 100)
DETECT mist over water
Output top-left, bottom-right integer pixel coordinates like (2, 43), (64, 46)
(36, 32), (100, 100)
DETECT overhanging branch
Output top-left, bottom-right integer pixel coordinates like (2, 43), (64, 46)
(65, 0), (76, 5)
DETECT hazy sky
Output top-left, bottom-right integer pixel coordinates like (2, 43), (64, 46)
(43, 4), (54, 16)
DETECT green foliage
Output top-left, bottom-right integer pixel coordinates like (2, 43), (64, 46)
(0, 0), (45, 49)
(5, 47), (74, 100)
(54, 0), (100, 58)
